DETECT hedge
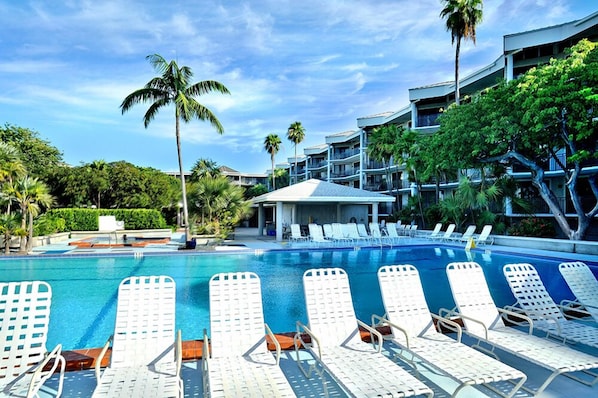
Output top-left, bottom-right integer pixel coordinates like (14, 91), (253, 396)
(46, 208), (168, 232)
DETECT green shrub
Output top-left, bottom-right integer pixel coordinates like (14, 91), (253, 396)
(507, 217), (555, 238)
(46, 208), (167, 231)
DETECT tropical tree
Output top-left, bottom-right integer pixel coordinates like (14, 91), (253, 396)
(120, 53), (230, 239)
(437, 39), (598, 239)
(6, 177), (54, 252)
(287, 121), (305, 184)
(0, 213), (23, 254)
(190, 158), (221, 183)
(0, 142), (27, 215)
(86, 160), (110, 209)
(264, 134), (282, 190)
(440, 0), (483, 105)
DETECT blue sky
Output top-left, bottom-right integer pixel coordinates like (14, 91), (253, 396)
(1, 1), (596, 174)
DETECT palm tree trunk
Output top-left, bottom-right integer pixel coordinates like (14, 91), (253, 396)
(175, 114), (191, 240)
(26, 212), (34, 252)
(455, 38), (461, 105)
(271, 157), (276, 190)
(294, 146), (298, 185)
(19, 207), (26, 252)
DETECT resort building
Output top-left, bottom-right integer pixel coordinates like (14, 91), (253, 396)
(278, 10), (598, 230)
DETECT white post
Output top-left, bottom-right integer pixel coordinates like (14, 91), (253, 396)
(276, 201), (284, 241)
(258, 203), (264, 236)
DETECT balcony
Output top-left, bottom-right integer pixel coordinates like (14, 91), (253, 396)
(308, 160), (328, 170)
(330, 168), (359, 179)
(330, 148), (360, 162)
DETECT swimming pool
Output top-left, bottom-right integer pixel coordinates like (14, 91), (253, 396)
(1, 246), (596, 350)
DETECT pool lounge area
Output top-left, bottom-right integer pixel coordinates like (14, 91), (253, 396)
(4, 229), (598, 397)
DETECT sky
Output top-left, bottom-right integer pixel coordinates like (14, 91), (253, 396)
(1, 1), (597, 174)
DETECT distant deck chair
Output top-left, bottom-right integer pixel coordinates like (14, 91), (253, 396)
(93, 276), (183, 398)
(308, 223), (330, 247)
(295, 268), (433, 398)
(369, 222), (391, 245)
(444, 262), (598, 396)
(503, 263), (598, 349)
(426, 223), (443, 240)
(345, 223), (367, 244)
(0, 281), (65, 398)
(559, 261), (598, 321)
(439, 223), (456, 242)
(289, 223), (309, 245)
(385, 222), (405, 244)
(356, 223), (374, 243)
(203, 272), (295, 397)
(473, 225), (494, 245)
(455, 225), (476, 243)
(376, 265), (526, 398)
(331, 223), (352, 244)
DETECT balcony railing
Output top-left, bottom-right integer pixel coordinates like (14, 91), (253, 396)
(330, 168), (359, 178)
(331, 148), (360, 161)
(308, 160), (327, 169)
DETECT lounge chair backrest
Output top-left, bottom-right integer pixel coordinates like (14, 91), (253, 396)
(430, 223), (442, 236)
(503, 263), (566, 322)
(446, 262), (505, 336)
(323, 224), (334, 239)
(378, 265), (435, 338)
(340, 223), (352, 238)
(369, 222), (382, 238)
(112, 275), (176, 367)
(559, 261), (598, 320)
(0, 281), (51, 380)
(209, 272), (267, 358)
(477, 225), (492, 241)
(443, 224), (456, 238)
(290, 223), (304, 238)
(386, 222), (399, 238)
(347, 223), (361, 238)
(357, 223), (370, 238)
(308, 223), (323, 239)
(303, 268), (360, 348)
(461, 225), (476, 239)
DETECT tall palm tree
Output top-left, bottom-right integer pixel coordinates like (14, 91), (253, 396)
(120, 54), (230, 240)
(440, 0), (483, 105)
(190, 158), (221, 183)
(286, 121), (305, 184)
(0, 142), (27, 215)
(264, 134), (282, 190)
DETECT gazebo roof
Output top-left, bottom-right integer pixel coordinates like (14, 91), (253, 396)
(251, 179), (394, 204)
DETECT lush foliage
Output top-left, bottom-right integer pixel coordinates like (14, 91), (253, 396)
(46, 208), (167, 232)
(437, 39), (598, 239)
(508, 217), (556, 238)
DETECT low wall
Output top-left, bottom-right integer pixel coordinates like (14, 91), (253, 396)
(492, 235), (598, 255)
(69, 229), (173, 241)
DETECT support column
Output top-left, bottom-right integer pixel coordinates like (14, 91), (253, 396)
(258, 203), (264, 236)
(372, 202), (379, 223)
(276, 201), (283, 241)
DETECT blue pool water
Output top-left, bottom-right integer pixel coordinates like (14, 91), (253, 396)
(1, 246), (596, 350)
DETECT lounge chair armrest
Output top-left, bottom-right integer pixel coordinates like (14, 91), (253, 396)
(265, 323), (281, 365)
(357, 319), (383, 353)
(296, 321), (322, 359)
(431, 313), (462, 342)
(29, 344), (66, 398)
(371, 313), (410, 348)
(440, 307), (491, 340)
(175, 330), (182, 377)
(497, 307), (534, 334)
(95, 335), (113, 383)
(558, 299), (595, 320)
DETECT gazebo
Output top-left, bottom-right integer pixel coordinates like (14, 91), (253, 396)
(251, 179), (395, 241)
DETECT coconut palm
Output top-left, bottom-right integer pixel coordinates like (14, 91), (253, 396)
(0, 213), (23, 254)
(287, 121), (305, 184)
(6, 177), (53, 252)
(190, 158), (221, 183)
(0, 142), (27, 215)
(440, 0), (483, 105)
(264, 134), (282, 190)
(120, 54), (230, 240)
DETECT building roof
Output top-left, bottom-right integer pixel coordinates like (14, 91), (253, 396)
(251, 178), (395, 204)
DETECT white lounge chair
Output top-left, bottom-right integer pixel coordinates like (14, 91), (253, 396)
(331, 223), (352, 244)
(345, 223), (368, 245)
(454, 225), (476, 243)
(308, 223), (331, 247)
(559, 261), (598, 321)
(203, 272), (295, 397)
(289, 223), (309, 245)
(0, 281), (65, 398)
(444, 262), (598, 396)
(426, 223), (443, 240)
(385, 222), (405, 244)
(356, 223), (374, 243)
(503, 263), (598, 349)
(439, 223), (456, 242)
(375, 265), (526, 398)
(295, 268), (433, 398)
(369, 222), (391, 245)
(473, 225), (494, 245)
(93, 276), (183, 398)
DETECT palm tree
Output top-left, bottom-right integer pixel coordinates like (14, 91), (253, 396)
(0, 213), (23, 254)
(120, 54), (230, 240)
(440, 0), (483, 105)
(286, 121), (305, 184)
(264, 134), (282, 190)
(0, 142), (27, 215)
(190, 158), (221, 183)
